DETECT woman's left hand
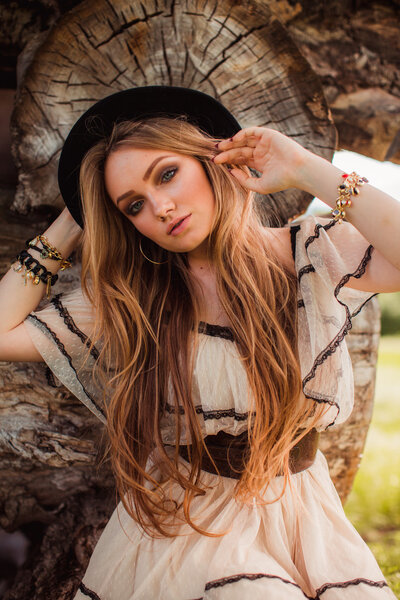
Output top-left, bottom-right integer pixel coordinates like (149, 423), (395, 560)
(213, 126), (312, 194)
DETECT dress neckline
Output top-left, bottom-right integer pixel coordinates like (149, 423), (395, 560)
(198, 321), (235, 341)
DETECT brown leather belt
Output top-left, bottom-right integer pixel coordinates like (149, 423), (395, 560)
(178, 428), (319, 479)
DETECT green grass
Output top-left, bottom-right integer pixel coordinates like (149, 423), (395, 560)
(345, 335), (400, 597)
(379, 293), (400, 336)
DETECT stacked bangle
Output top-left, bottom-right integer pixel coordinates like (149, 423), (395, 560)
(13, 250), (58, 298)
(332, 171), (369, 223)
(26, 235), (72, 270)
(13, 236), (72, 299)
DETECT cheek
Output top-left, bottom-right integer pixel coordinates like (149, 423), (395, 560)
(130, 219), (154, 239)
(204, 188), (216, 216)
(192, 173), (214, 208)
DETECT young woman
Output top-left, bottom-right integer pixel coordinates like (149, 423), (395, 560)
(1, 86), (399, 599)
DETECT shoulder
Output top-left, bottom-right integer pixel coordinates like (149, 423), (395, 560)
(262, 225), (296, 276)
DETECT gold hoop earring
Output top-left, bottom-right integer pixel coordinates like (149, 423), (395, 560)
(139, 239), (168, 265)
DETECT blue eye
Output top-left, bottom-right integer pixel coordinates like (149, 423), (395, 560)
(127, 199), (144, 215)
(161, 167), (177, 183)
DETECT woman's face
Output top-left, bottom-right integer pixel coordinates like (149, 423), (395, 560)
(104, 147), (216, 258)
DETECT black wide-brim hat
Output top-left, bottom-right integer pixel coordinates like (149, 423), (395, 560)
(58, 86), (242, 228)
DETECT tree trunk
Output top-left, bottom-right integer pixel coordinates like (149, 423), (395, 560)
(0, 202), (113, 531)
(269, 0), (400, 163)
(2, 1), (399, 161)
(10, 0), (336, 222)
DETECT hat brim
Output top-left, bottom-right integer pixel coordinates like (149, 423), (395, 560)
(58, 86), (242, 228)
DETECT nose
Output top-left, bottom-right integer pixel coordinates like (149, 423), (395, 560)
(151, 194), (176, 221)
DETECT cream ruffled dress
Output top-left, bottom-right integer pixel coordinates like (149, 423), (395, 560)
(23, 216), (396, 599)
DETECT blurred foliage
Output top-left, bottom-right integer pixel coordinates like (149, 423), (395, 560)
(345, 335), (400, 598)
(379, 292), (400, 336)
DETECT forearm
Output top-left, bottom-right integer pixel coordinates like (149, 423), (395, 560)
(296, 153), (400, 271)
(0, 208), (82, 334)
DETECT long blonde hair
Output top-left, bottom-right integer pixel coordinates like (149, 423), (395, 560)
(79, 117), (318, 537)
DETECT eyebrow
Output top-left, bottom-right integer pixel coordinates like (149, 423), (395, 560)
(116, 155), (173, 205)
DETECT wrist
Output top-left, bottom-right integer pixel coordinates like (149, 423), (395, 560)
(295, 153), (343, 205)
(43, 209), (82, 256)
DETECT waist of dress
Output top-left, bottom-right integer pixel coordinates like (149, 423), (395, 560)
(178, 428), (320, 479)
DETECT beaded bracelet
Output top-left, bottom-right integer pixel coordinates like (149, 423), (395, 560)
(26, 235), (72, 270)
(332, 171), (369, 223)
(12, 250), (58, 299)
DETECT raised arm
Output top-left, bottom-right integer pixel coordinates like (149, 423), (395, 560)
(0, 207), (82, 361)
(214, 127), (400, 293)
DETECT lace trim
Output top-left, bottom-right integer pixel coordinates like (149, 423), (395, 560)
(333, 244), (374, 302)
(27, 314), (106, 421)
(164, 403), (251, 421)
(204, 573), (313, 598)
(304, 219), (336, 250)
(301, 244), (375, 427)
(51, 294), (100, 360)
(316, 578), (388, 597)
(77, 574), (389, 600)
(198, 321), (235, 341)
(79, 582), (101, 600)
(298, 264), (315, 282)
(201, 573), (388, 599)
(352, 292), (378, 318)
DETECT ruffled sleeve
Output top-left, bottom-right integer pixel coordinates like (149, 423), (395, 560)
(291, 215), (376, 431)
(23, 287), (107, 424)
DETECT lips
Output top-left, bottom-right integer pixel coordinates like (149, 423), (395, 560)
(167, 214), (191, 235)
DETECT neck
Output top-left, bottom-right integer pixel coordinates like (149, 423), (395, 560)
(187, 239), (213, 272)
(188, 255), (213, 273)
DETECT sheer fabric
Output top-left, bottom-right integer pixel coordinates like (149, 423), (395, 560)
(22, 216), (393, 599)
(293, 216), (375, 430)
(73, 452), (394, 599)
(23, 216), (375, 436)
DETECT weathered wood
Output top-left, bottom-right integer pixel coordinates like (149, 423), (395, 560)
(319, 298), (380, 500)
(3, 490), (114, 600)
(3, 1), (399, 163)
(10, 0), (335, 224)
(0, 203), (113, 533)
(268, 0), (400, 163)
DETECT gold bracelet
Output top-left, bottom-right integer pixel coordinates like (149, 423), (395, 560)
(332, 172), (369, 223)
(27, 235), (72, 270)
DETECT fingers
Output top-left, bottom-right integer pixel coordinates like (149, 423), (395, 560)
(214, 127), (273, 166)
(229, 168), (264, 193)
(213, 146), (255, 165)
(217, 127), (267, 151)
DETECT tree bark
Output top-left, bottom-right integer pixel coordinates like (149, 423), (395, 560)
(267, 0), (400, 163)
(0, 202), (113, 533)
(2, 1), (399, 161)
(10, 0), (336, 222)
